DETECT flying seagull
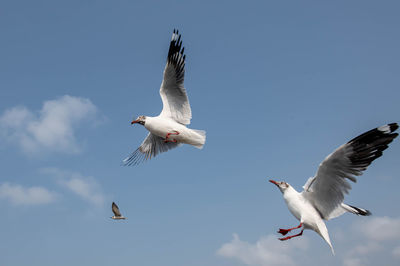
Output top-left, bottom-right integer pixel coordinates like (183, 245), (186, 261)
(123, 29), (206, 166)
(269, 123), (398, 254)
(111, 202), (126, 220)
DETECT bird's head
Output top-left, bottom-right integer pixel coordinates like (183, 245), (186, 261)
(269, 179), (290, 193)
(131, 115), (146, 126)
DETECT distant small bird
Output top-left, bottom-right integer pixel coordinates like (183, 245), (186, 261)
(269, 123), (398, 254)
(123, 29), (206, 166)
(111, 202), (126, 220)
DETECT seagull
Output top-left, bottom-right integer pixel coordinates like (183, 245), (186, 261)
(123, 29), (206, 166)
(111, 202), (126, 220)
(269, 123), (398, 254)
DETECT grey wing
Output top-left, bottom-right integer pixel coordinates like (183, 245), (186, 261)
(112, 202), (122, 217)
(302, 123), (398, 220)
(159, 29), (192, 125)
(326, 203), (371, 220)
(123, 133), (181, 166)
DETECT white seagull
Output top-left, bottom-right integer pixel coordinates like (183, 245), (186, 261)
(111, 202), (126, 220)
(269, 123), (398, 254)
(123, 29), (206, 166)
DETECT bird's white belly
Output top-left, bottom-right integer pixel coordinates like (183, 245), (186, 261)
(145, 117), (192, 144)
(286, 198), (303, 221)
(285, 196), (320, 229)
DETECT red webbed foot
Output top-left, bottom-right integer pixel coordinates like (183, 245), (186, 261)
(277, 223), (303, 237)
(278, 229), (290, 236)
(164, 131), (180, 143)
(279, 229), (304, 241)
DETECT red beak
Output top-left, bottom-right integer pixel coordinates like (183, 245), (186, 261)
(269, 179), (279, 186)
(131, 120), (138, 125)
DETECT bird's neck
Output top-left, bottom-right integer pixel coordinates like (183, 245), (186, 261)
(283, 186), (300, 201)
(144, 116), (159, 125)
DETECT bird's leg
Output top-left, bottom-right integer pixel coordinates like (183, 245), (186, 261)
(279, 229), (304, 241)
(164, 131), (180, 143)
(277, 223), (303, 236)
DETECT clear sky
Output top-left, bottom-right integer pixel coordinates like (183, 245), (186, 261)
(1, 1), (400, 266)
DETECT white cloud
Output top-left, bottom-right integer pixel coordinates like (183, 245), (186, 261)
(217, 217), (400, 266)
(341, 216), (400, 265)
(354, 216), (400, 241)
(348, 241), (382, 256)
(41, 167), (104, 206)
(217, 233), (308, 266)
(343, 258), (363, 266)
(0, 95), (97, 154)
(0, 182), (57, 205)
(392, 246), (400, 259)
(61, 176), (104, 206)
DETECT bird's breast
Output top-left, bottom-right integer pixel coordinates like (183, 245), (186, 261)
(285, 195), (322, 229)
(145, 117), (188, 140)
(286, 198), (303, 221)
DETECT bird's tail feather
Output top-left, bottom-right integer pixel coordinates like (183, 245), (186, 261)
(191, 129), (206, 149)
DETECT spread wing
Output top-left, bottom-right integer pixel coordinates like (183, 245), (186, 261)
(159, 29), (192, 125)
(112, 202), (122, 217)
(302, 123), (398, 219)
(123, 133), (181, 166)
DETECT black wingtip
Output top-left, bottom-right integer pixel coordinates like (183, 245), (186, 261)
(345, 123), (398, 175)
(348, 123), (399, 146)
(377, 123), (398, 133)
(167, 29), (185, 83)
(387, 123), (398, 132)
(348, 204), (371, 216)
(361, 209), (372, 216)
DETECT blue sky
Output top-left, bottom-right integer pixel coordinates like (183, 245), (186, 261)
(1, 1), (400, 265)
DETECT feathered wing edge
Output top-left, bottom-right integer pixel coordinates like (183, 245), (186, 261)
(159, 29), (192, 125)
(327, 203), (371, 220)
(304, 123), (398, 219)
(345, 123), (399, 174)
(112, 202), (122, 217)
(167, 29), (185, 84)
(123, 133), (181, 166)
(315, 219), (335, 255)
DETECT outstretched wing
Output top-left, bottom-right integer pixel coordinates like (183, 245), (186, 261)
(302, 123), (398, 219)
(123, 133), (181, 166)
(159, 29), (192, 125)
(112, 202), (122, 217)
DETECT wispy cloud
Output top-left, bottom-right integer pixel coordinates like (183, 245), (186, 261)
(0, 95), (97, 154)
(0, 182), (57, 205)
(392, 246), (400, 258)
(217, 216), (400, 266)
(354, 216), (400, 241)
(217, 233), (308, 266)
(342, 216), (400, 265)
(60, 176), (104, 206)
(41, 167), (105, 206)
(343, 257), (363, 266)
